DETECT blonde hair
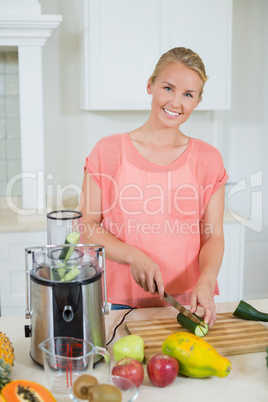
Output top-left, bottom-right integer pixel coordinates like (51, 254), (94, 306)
(149, 47), (208, 99)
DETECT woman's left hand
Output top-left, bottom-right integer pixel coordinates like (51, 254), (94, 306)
(190, 185), (225, 328)
(190, 283), (216, 327)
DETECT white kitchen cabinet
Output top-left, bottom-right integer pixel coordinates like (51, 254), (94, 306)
(81, 0), (232, 111)
(216, 223), (245, 303)
(0, 231), (46, 317)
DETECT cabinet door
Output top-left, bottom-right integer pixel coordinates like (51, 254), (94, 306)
(81, 0), (232, 111)
(82, 0), (160, 110)
(0, 232), (47, 317)
(160, 0), (232, 110)
(215, 223), (245, 303)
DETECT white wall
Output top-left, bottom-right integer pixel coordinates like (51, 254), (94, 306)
(227, 0), (268, 219)
(40, 0), (268, 299)
(227, 0), (268, 299)
(40, 0), (221, 195)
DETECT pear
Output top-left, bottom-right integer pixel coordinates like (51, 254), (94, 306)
(113, 335), (144, 362)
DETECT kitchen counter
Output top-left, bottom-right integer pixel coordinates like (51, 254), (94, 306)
(0, 208), (47, 233)
(0, 196), (79, 233)
(0, 207), (239, 233)
(0, 300), (267, 402)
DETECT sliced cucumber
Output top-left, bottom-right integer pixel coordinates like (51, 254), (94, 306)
(233, 300), (268, 322)
(60, 266), (81, 282)
(176, 312), (209, 337)
(58, 231), (80, 260)
(51, 266), (66, 281)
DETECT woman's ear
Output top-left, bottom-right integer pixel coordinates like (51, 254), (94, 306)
(147, 79), (153, 95)
(194, 97), (201, 109)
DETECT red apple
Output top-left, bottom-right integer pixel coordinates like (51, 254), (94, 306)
(112, 357), (144, 388)
(147, 353), (179, 387)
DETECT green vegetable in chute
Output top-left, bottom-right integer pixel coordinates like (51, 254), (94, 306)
(60, 266), (81, 282)
(58, 231), (80, 260)
(51, 266), (66, 281)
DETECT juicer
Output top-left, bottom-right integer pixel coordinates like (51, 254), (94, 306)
(24, 210), (109, 366)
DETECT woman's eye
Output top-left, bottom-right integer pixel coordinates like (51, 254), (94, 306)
(164, 86), (172, 92)
(185, 93), (193, 98)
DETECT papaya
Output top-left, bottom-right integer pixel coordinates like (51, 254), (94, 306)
(1, 380), (56, 401)
(162, 331), (231, 378)
(0, 396), (5, 402)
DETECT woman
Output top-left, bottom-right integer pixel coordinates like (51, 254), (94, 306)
(80, 47), (228, 327)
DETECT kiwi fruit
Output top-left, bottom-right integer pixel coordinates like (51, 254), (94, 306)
(73, 374), (98, 399)
(87, 384), (122, 402)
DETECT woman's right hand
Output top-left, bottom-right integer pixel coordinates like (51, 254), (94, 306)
(129, 250), (165, 299)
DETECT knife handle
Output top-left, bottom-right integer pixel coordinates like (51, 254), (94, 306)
(154, 281), (159, 294)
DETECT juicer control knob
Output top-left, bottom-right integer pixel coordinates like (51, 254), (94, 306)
(24, 325), (32, 338)
(62, 305), (74, 322)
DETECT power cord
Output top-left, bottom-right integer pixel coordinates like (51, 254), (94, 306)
(106, 307), (137, 346)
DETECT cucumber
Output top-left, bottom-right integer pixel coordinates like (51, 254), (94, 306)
(233, 300), (268, 322)
(60, 266), (81, 282)
(176, 313), (209, 337)
(58, 231), (80, 260)
(51, 266), (66, 281)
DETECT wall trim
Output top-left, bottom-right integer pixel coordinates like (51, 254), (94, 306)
(0, 15), (62, 46)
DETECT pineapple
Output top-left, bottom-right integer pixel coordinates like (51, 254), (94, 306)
(0, 332), (14, 391)
(0, 359), (12, 391)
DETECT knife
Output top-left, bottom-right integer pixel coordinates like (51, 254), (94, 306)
(155, 282), (206, 328)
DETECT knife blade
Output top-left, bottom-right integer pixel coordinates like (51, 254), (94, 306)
(154, 281), (206, 327)
(163, 291), (206, 327)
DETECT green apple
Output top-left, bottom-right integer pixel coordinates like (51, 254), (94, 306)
(113, 335), (144, 362)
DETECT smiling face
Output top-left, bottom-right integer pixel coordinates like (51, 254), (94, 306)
(147, 62), (203, 129)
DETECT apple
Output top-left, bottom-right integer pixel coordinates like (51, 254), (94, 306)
(112, 357), (144, 388)
(147, 353), (179, 387)
(113, 335), (144, 362)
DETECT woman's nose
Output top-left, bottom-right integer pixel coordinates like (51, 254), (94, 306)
(171, 92), (182, 109)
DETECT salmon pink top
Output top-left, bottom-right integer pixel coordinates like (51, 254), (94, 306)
(84, 133), (228, 308)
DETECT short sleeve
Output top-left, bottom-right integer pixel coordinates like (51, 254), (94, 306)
(195, 140), (229, 216)
(84, 141), (102, 187)
(84, 134), (124, 189)
(211, 163), (228, 196)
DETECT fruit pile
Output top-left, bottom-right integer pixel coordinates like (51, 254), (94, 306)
(111, 332), (232, 389)
(0, 333), (57, 401)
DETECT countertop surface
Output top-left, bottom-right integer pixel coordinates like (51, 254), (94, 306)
(0, 196), (79, 233)
(0, 299), (267, 402)
(0, 209), (47, 233)
(0, 208), (239, 233)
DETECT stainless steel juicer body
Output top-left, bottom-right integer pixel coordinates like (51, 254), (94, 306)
(24, 244), (109, 366)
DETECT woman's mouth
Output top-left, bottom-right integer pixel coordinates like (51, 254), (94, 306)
(163, 108), (181, 117)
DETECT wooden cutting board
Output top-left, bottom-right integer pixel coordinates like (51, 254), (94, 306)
(125, 313), (268, 362)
